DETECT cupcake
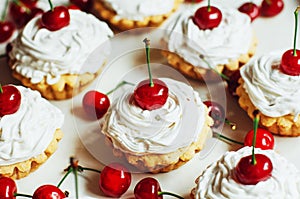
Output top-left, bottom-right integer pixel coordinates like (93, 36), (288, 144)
(0, 85), (64, 179)
(101, 78), (213, 173)
(161, 4), (257, 81)
(92, 0), (182, 31)
(8, 9), (113, 100)
(236, 51), (300, 136)
(191, 146), (300, 199)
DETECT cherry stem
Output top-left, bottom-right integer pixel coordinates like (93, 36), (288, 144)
(199, 55), (229, 80)
(213, 132), (244, 145)
(0, 84), (3, 94)
(12, 0), (31, 14)
(225, 118), (237, 130)
(252, 110), (260, 165)
(14, 193), (32, 198)
(48, 0), (54, 11)
(57, 167), (73, 188)
(207, 0), (211, 11)
(293, 7), (300, 56)
(106, 81), (134, 96)
(73, 165), (79, 199)
(1, 0), (9, 21)
(78, 167), (101, 173)
(143, 38), (154, 87)
(158, 191), (184, 199)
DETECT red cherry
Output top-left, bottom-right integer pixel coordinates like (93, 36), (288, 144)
(238, 2), (260, 22)
(70, 0), (92, 12)
(32, 185), (65, 199)
(41, 6), (70, 31)
(133, 79), (168, 111)
(280, 49), (300, 76)
(67, 4), (81, 10)
(244, 128), (275, 150)
(134, 177), (162, 199)
(203, 101), (225, 128)
(0, 177), (17, 199)
(99, 163), (132, 197)
(234, 153), (273, 185)
(193, 6), (222, 30)
(82, 90), (110, 119)
(260, 0), (284, 17)
(0, 85), (21, 117)
(0, 21), (15, 43)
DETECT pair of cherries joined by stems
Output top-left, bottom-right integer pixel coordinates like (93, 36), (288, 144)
(82, 38), (169, 120)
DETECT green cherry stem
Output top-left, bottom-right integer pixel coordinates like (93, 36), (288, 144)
(57, 167), (73, 188)
(106, 81), (134, 95)
(14, 193), (32, 198)
(73, 166), (79, 199)
(1, 0), (9, 21)
(143, 38), (154, 87)
(0, 84), (3, 93)
(78, 166), (101, 173)
(252, 110), (260, 165)
(213, 132), (244, 145)
(158, 191), (184, 199)
(48, 0), (54, 11)
(293, 7), (300, 56)
(199, 55), (230, 80)
(207, 0), (211, 12)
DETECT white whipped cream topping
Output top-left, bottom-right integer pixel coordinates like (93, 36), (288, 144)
(240, 51), (300, 118)
(0, 86), (64, 166)
(9, 9), (113, 85)
(101, 0), (175, 21)
(163, 6), (252, 68)
(194, 146), (300, 199)
(102, 78), (206, 154)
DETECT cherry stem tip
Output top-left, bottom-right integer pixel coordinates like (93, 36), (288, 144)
(158, 191), (184, 199)
(213, 132), (244, 146)
(293, 6), (300, 56)
(106, 81), (134, 96)
(1, 0), (9, 21)
(0, 84), (3, 93)
(225, 118), (237, 130)
(48, 0), (54, 11)
(143, 38), (154, 87)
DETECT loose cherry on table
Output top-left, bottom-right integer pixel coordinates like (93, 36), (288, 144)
(0, 84), (21, 117)
(32, 185), (66, 199)
(133, 38), (169, 111)
(193, 0), (222, 30)
(41, 0), (70, 31)
(134, 177), (184, 199)
(238, 2), (260, 22)
(9, 0), (44, 29)
(260, 0), (284, 17)
(0, 177), (17, 199)
(99, 163), (132, 198)
(234, 112), (273, 185)
(280, 7), (300, 76)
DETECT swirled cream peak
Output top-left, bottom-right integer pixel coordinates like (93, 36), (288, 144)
(0, 86), (64, 165)
(101, 0), (175, 21)
(240, 51), (300, 118)
(163, 6), (252, 67)
(102, 78), (206, 154)
(9, 9), (113, 85)
(193, 147), (300, 199)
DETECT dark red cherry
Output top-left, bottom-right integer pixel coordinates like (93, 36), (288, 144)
(32, 185), (65, 199)
(82, 90), (110, 119)
(260, 0), (284, 17)
(0, 21), (15, 43)
(244, 128), (275, 150)
(238, 2), (260, 22)
(203, 101), (225, 128)
(280, 49), (300, 76)
(0, 177), (17, 199)
(134, 79), (168, 110)
(134, 177), (162, 199)
(185, 0), (203, 3)
(0, 85), (21, 117)
(235, 153), (273, 185)
(193, 6), (222, 30)
(41, 6), (70, 31)
(99, 163), (132, 198)
(70, 0), (92, 12)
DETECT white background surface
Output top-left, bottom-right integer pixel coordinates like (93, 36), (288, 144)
(1, 0), (300, 198)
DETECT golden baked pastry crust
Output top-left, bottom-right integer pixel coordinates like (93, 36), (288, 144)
(92, 0), (182, 31)
(102, 107), (213, 173)
(9, 59), (104, 100)
(0, 129), (63, 179)
(236, 79), (300, 137)
(162, 35), (257, 81)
